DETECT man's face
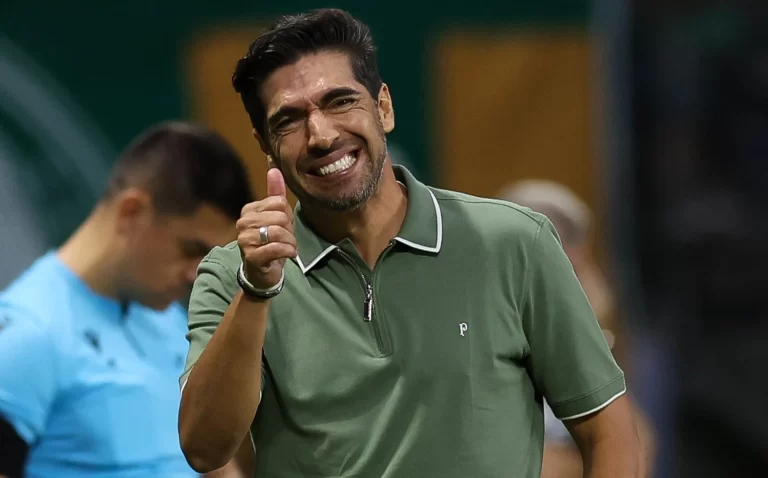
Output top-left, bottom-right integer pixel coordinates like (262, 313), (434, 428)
(257, 51), (394, 211)
(122, 204), (236, 310)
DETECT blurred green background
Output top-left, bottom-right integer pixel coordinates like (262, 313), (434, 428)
(0, 0), (589, 246)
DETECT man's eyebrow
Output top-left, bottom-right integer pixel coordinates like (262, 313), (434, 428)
(267, 105), (304, 129)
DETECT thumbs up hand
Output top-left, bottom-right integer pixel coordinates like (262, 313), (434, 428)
(237, 167), (297, 292)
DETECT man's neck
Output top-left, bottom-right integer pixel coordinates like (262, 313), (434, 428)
(301, 166), (407, 268)
(57, 207), (124, 301)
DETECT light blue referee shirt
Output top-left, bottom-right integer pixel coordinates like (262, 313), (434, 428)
(0, 252), (197, 477)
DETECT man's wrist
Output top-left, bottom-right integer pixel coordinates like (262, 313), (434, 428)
(237, 263), (284, 300)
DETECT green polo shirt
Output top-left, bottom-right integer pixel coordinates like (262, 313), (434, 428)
(183, 166), (625, 478)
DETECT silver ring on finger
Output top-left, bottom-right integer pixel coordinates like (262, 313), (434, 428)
(259, 226), (270, 245)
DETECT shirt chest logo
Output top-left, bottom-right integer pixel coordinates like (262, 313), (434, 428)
(83, 329), (101, 352)
(459, 322), (468, 336)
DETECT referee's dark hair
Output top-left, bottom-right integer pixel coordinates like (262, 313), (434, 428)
(103, 121), (253, 220)
(232, 8), (382, 140)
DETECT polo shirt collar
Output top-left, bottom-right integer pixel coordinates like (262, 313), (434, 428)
(293, 165), (443, 274)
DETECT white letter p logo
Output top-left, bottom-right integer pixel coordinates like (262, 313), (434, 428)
(459, 323), (468, 337)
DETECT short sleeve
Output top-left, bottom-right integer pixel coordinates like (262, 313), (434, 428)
(0, 308), (59, 443)
(521, 218), (625, 420)
(181, 248), (267, 398)
(181, 254), (237, 387)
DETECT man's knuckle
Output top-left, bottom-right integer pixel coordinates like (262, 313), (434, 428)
(241, 202), (256, 217)
(276, 196), (290, 209)
(277, 212), (290, 225)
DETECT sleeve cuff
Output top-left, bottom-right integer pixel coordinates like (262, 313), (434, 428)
(550, 374), (627, 420)
(179, 368), (192, 390)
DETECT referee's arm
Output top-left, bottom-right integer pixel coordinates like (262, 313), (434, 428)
(0, 311), (59, 478)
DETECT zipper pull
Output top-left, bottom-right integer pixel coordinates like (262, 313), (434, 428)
(363, 284), (373, 322)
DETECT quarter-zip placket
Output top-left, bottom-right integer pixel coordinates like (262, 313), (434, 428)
(336, 241), (395, 355)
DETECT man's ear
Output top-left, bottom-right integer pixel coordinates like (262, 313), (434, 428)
(377, 83), (395, 133)
(253, 128), (269, 154)
(113, 188), (153, 236)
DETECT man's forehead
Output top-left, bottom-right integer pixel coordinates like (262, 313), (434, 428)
(262, 52), (362, 112)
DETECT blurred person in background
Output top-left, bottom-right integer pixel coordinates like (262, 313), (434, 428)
(499, 179), (656, 478)
(0, 122), (253, 478)
(178, 8), (640, 478)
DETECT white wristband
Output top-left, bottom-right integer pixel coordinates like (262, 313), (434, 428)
(238, 263), (284, 293)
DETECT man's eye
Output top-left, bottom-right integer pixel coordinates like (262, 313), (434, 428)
(330, 98), (355, 109)
(275, 118), (298, 130)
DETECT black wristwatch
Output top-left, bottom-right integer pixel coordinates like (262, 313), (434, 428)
(237, 263), (284, 299)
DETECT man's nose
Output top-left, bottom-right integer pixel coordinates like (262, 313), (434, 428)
(306, 110), (339, 151)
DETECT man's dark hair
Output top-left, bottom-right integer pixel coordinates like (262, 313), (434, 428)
(103, 121), (253, 220)
(232, 8), (382, 140)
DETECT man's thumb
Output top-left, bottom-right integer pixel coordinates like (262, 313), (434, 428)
(266, 167), (287, 198)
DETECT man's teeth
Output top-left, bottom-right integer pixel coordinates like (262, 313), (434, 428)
(317, 154), (357, 177)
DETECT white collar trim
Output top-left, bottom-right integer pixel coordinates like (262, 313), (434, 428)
(295, 188), (442, 274)
(393, 189), (443, 253)
(296, 244), (337, 274)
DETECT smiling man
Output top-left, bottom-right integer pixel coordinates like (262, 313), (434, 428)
(178, 9), (641, 478)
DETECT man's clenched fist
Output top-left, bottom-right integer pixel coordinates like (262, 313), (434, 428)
(236, 168), (297, 290)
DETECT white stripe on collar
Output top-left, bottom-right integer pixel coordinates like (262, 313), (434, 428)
(393, 189), (443, 253)
(296, 244), (337, 274)
(295, 185), (443, 274)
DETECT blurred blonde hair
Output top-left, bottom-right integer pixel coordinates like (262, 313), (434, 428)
(497, 179), (592, 247)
